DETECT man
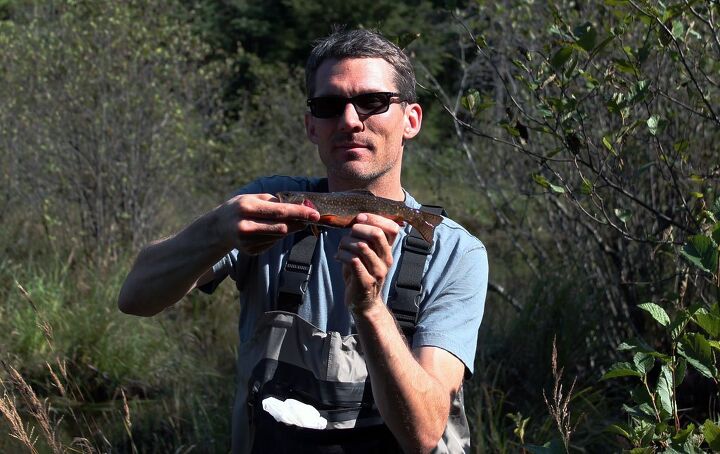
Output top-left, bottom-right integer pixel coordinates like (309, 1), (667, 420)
(119, 28), (488, 453)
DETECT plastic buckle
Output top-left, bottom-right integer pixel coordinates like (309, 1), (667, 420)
(279, 263), (312, 295)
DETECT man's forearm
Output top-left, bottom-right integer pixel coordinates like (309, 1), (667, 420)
(353, 302), (451, 453)
(118, 211), (229, 316)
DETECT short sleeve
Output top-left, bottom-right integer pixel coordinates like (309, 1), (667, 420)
(194, 179), (271, 294)
(197, 251), (239, 294)
(412, 243), (488, 377)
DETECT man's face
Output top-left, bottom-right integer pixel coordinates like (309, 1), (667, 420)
(305, 58), (421, 189)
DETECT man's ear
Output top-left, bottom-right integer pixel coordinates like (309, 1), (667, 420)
(305, 112), (319, 144)
(402, 103), (422, 140)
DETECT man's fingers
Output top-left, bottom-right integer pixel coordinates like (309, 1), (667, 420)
(236, 194), (320, 222)
(337, 238), (389, 281)
(352, 214), (400, 247)
(335, 248), (376, 283)
(345, 224), (395, 266)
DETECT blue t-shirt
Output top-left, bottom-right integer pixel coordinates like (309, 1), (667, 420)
(202, 175), (488, 375)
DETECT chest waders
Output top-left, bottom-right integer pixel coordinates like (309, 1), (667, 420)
(236, 201), (471, 453)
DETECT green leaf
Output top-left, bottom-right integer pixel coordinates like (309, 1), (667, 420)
(702, 419), (720, 451)
(647, 115), (666, 136)
(503, 123), (521, 137)
(602, 362), (643, 379)
(673, 423), (695, 444)
(680, 235), (718, 273)
(602, 135), (617, 155)
(462, 90), (480, 113)
(614, 208), (632, 224)
(533, 174), (549, 189)
(712, 224), (720, 245)
(623, 401), (656, 422)
(675, 357), (687, 386)
(605, 423), (632, 439)
(629, 80), (650, 104)
(633, 352), (655, 375)
(549, 183), (565, 194)
(712, 198), (720, 219)
(674, 140), (690, 153)
(638, 302), (671, 326)
(618, 338), (653, 352)
(614, 58), (639, 76)
(655, 364), (673, 417)
(573, 22), (597, 51)
(550, 47), (573, 69)
(672, 20), (684, 40)
(671, 310), (692, 341)
(694, 307), (720, 338)
(677, 333), (717, 378)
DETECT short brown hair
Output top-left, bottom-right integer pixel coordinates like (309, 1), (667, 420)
(305, 28), (417, 103)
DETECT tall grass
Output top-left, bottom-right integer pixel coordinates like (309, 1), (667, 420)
(0, 238), (239, 451)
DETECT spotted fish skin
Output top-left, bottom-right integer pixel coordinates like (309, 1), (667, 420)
(276, 190), (443, 243)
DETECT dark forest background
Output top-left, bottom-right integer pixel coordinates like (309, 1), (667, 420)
(1, 0), (719, 452)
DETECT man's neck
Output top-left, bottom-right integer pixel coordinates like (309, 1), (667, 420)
(327, 177), (404, 201)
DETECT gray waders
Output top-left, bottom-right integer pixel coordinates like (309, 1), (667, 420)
(234, 199), (471, 453)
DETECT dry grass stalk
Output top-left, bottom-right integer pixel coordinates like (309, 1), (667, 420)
(0, 389), (39, 454)
(542, 336), (577, 453)
(15, 280), (54, 347)
(2, 362), (63, 453)
(46, 362), (66, 397)
(121, 388), (138, 454)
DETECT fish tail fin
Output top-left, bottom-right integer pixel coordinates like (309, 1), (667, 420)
(410, 211), (444, 243)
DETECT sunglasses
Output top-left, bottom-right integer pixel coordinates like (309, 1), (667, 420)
(307, 92), (404, 119)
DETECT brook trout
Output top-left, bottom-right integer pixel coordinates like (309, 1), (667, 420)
(276, 190), (443, 243)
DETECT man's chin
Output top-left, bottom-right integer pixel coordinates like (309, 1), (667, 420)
(329, 164), (380, 184)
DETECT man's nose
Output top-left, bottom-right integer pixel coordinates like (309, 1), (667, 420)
(337, 102), (364, 132)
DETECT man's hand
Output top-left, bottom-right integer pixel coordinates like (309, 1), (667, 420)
(335, 213), (401, 314)
(216, 194), (320, 255)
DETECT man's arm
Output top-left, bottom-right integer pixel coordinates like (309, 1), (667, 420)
(354, 307), (464, 453)
(118, 194), (319, 316)
(335, 214), (465, 453)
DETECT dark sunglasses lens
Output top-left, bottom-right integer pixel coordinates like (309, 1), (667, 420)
(311, 97), (345, 118)
(354, 93), (390, 115)
(309, 93), (396, 118)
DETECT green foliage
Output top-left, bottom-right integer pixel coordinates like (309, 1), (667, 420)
(2, 0), (719, 451)
(0, 246), (238, 450)
(428, 0), (720, 451)
(0, 0), (230, 257)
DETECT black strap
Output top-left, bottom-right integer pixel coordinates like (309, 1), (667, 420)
(276, 230), (318, 312)
(275, 179), (327, 313)
(389, 205), (446, 337)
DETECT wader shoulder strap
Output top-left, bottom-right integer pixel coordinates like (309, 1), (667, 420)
(276, 230), (317, 312)
(275, 178), (327, 313)
(390, 205), (446, 336)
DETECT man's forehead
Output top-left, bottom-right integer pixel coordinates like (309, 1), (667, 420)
(313, 57), (397, 96)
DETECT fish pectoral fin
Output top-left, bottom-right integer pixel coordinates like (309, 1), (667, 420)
(302, 199), (317, 210)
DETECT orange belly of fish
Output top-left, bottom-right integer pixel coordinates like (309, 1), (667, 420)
(318, 214), (404, 228)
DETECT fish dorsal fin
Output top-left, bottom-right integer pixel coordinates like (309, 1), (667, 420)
(345, 189), (375, 196)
